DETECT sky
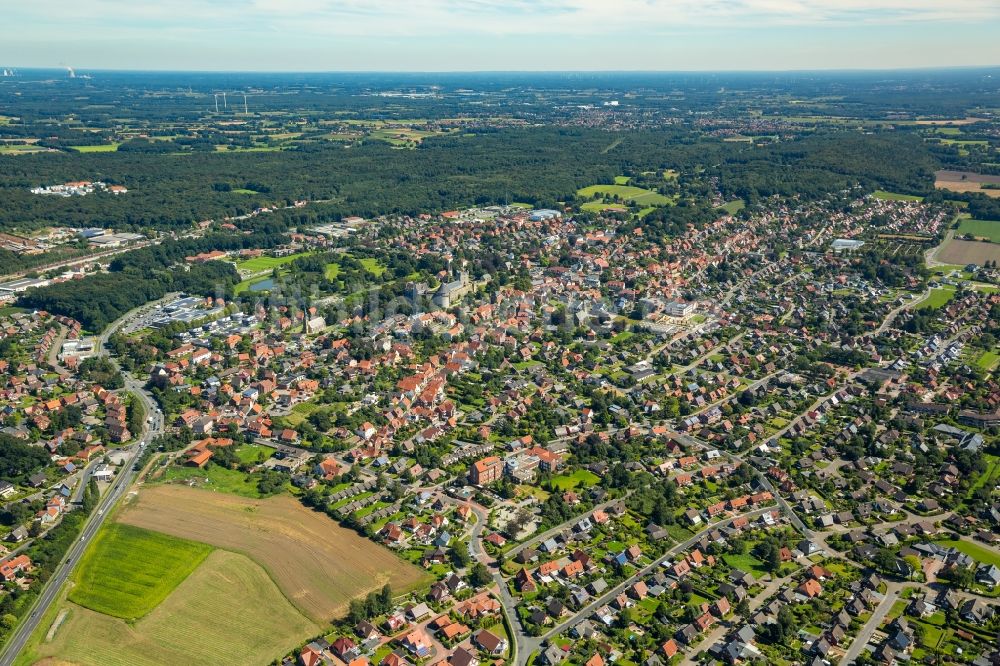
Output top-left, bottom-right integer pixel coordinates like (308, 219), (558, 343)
(3, 0), (1000, 72)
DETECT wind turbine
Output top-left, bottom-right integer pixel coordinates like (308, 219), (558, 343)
(214, 94), (219, 113)
(243, 93), (248, 115)
(222, 92), (227, 109)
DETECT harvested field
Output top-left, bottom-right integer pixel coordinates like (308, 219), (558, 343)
(118, 485), (429, 621)
(937, 239), (1000, 266)
(935, 170), (1000, 198)
(28, 551), (318, 666)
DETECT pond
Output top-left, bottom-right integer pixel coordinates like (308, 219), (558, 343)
(248, 278), (275, 292)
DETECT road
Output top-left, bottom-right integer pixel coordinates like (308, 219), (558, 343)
(839, 583), (902, 665)
(0, 309), (165, 666)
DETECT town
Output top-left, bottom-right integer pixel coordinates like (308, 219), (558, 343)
(1, 178), (998, 666)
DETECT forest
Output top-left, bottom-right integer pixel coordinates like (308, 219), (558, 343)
(0, 127), (942, 234)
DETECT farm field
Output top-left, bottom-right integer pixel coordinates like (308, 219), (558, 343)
(26, 550), (318, 666)
(70, 143), (121, 153)
(956, 219), (1000, 242)
(117, 484), (430, 621)
(937, 239), (1000, 266)
(873, 190), (923, 202)
(577, 184), (674, 206)
(69, 523), (212, 619)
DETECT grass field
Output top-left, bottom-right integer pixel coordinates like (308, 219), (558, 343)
(118, 485), (430, 621)
(873, 190), (924, 202)
(614, 175), (631, 184)
(27, 550), (318, 666)
(325, 262), (341, 280)
(977, 351), (1000, 370)
(549, 469), (601, 491)
(69, 524), (212, 620)
(359, 257), (387, 276)
(577, 184), (674, 206)
(916, 286), (957, 310)
(158, 463), (266, 498)
(70, 143), (121, 153)
(956, 219), (1000, 242)
(580, 201), (629, 213)
(234, 252), (310, 273)
(0, 144), (51, 155)
(934, 539), (1000, 568)
(719, 199), (745, 215)
(722, 553), (769, 577)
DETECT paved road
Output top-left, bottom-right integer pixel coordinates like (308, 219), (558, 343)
(840, 583), (901, 665)
(0, 312), (165, 666)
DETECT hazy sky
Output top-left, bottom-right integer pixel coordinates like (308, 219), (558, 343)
(3, 0), (999, 71)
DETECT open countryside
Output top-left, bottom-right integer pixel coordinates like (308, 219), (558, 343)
(117, 485), (430, 621)
(69, 523), (212, 619)
(23, 550), (318, 666)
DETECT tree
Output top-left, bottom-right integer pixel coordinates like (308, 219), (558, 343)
(469, 563), (492, 588)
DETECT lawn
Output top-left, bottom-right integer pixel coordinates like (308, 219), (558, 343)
(577, 184), (674, 206)
(69, 523), (213, 620)
(234, 252), (310, 273)
(325, 262), (341, 280)
(934, 539), (1000, 567)
(719, 200), (745, 215)
(233, 443), (275, 465)
(722, 553), (769, 578)
(119, 485), (431, 621)
(70, 143), (121, 153)
(359, 257), (387, 276)
(873, 190), (924, 202)
(614, 176), (632, 185)
(916, 286), (957, 310)
(956, 219), (1000, 242)
(28, 550), (318, 666)
(977, 350), (1000, 370)
(549, 469), (601, 491)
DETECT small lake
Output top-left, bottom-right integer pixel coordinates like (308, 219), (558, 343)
(248, 278), (275, 292)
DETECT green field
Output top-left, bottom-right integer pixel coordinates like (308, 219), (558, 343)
(325, 262), (341, 280)
(934, 538), (1000, 568)
(577, 184), (674, 206)
(719, 199), (745, 215)
(0, 144), (50, 155)
(69, 524), (213, 619)
(549, 469), (601, 491)
(614, 175), (632, 185)
(27, 550), (318, 666)
(234, 252), (310, 273)
(977, 351), (1000, 370)
(580, 201), (629, 213)
(957, 219), (1000, 242)
(916, 286), (957, 310)
(722, 553), (769, 577)
(359, 257), (387, 276)
(233, 443), (276, 465)
(873, 190), (924, 202)
(158, 463), (266, 498)
(70, 143), (121, 153)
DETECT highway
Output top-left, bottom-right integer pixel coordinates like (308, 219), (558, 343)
(0, 313), (164, 665)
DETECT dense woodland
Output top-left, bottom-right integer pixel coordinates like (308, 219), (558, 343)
(0, 127), (946, 234)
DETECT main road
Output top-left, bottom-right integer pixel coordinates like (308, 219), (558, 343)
(0, 321), (164, 665)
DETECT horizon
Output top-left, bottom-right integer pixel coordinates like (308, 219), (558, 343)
(4, 1), (1000, 72)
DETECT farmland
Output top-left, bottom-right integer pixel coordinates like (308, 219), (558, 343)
(937, 238), (1000, 266)
(69, 523), (212, 619)
(956, 218), (1000, 243)
(935, 170), (1000, 199)
(25, 550), (318, 666)
(873, 190), (923, 202)
(117, 484), (431, 621)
